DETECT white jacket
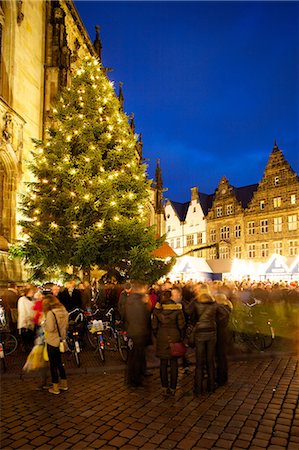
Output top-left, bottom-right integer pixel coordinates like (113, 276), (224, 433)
(17, 296), (34, 330)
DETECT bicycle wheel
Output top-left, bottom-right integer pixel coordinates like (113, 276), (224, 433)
(117, 334), (128, 362)
(102, 329), (118, 352)
(248, 332), (265, 351)
(2, 333), (18, 355)
(74, 350), (81, 367)
(263, 322), (275, 349)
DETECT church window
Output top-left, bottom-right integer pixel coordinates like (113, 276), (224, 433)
(260, 243), (269, 258)
(260, 219), (268, 234)
(260, 200), (265, 210)
(248, 221), (255, 235)
(248, 244), (256, 258)
(273, 197), (281, 208)
(234, 224), (241, 238)
(289, 241), (298, 256)
(291, 194), (296, 205)
(210, 229), (216, 242)
(288, 215), (297, 231)
(274, 217), (282, 233)
(216, 206), (223, 217)
(274, 241), (283, 255)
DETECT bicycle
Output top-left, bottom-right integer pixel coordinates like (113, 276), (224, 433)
(231, 299), (275, 351)
(66, 308), (85, 367)
(0, 301), (18, 372)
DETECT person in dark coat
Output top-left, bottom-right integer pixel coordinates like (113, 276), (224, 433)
(190, 287), (226, 395)
(58, 280), (82, 312)
(152, 290), (185, 396)
(214, 293), (233, 386)
(123, 280), (152, 388)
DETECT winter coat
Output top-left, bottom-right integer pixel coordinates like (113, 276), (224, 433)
(58, 288), (82, 312)
(44, 307), (68, 347)
(17, 296), (34, 330)
(191, 297), (222, 341)
(152, 301), (186, 359)
(123, 293), (151, 340)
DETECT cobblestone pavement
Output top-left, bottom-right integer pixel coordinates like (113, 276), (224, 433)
(1, 356), (298, 449)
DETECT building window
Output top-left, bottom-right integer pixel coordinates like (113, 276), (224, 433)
(170, 239), (174, 249)
(197, 232), (203, 244)
(288, 215), (297, 231)
(193, 206), (196, 213)
(289, 241), (298, 256)
(274, 176), (280, 186)
(248, 244), (256, 258)
(220, 247), (229, 259)
(216, 206), (223, 217)
(274, 241), (283, 255)
(175, 238), (180, 248)
(167, 214), (170, 219)
(209, 247), (217, 259)
(210, 229), (216, 242)
(220, 226), (230, 240)
(260, 219), (268, 234)
(234, 224), (241, 238)
(226, 204), (233, 215)
(167, 225), (171, 232)
(260, 200), (265, 210)
(291, 194), (296, 205)
(186, 234), (194, 246)
(234, 246), (241, 259)
(248, 221), (255, 235)
(274, 217), (282, 233)
(273, 197), (281, 208)
(260, 243), (269, 258)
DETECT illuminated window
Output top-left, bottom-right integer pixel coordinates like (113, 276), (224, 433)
(260, 200), (265, 210)
(186, 234), (194, 246)
(234, 246), (241, 259)
(210, 229), (216, 242)
(248, 221), (255, 235)
(216, 206), (223, 217)
(274, 176), (280, 186)
(220, 226), (230, 240)
(289, 241), (298, 256)
(220, 247), (229, 259)
(273, 197), (281, 208)
(274, 217), (282, 232)
(291, 194), (296, 205)
(260, 243), (269, 258)
(274, 241), (282, 255)
(226, 204), (233, 215)
(234, 224), (241, 238)
(260, 219), (268, 234)
(248, 244), (256, 258)
(288, 215), (297, 231)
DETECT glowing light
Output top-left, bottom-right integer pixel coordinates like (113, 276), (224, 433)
(52, 187), (57, 192)
(42, 179), (49, 184)
(70, 192), (76, 197)
(50, 222), (58, 229)
(110, 201), (116, 206)
(34, 209), (40, 214)
(96, 221), (103, 228)
(66, 135), (72, 142)
(84, 194), (90, 200)
(114, 216), (120, 222)
(85, 157), (90, 162)
(98, 107), (103, 113)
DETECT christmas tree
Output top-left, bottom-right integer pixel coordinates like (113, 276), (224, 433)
(15, 56), (171, 282)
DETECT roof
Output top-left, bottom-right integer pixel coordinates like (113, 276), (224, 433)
(152, 242), (177, 258)
(199, 192), (215, 216)
(233, 183), (259, 209)
(170, 201), (190, 222)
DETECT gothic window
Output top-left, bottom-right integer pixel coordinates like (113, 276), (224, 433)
(288, 215), (297, 231)
(274, 217), (282, 233)
(260, 219), (268, 234)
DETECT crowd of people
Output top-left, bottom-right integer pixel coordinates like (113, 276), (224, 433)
(0, 277), (298, 397)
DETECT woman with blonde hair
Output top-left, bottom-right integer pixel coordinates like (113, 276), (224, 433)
(43, 294), (68, 394)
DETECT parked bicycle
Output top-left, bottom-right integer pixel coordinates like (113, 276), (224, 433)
(0, 300), (18, 372)
(66, 308), (85, 367)
(231, 299), (275, 351)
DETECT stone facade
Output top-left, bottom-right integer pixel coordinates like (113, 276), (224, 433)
(0, 0), (163, 283)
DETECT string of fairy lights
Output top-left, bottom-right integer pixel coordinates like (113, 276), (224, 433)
(24, 56), (148, 236)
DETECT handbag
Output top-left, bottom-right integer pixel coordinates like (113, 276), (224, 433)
(169, 341), (187, 358)
(52, 311), (67, 353)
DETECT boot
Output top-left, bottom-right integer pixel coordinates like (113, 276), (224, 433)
(48, 383), (60, 395)
(59, 379), (68, 391)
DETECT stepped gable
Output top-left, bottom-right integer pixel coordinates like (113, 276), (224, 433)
(246, 141), (299, 212)
(170, 201), (190, 222)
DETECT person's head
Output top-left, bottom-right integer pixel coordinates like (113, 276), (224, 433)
(23, 284), (37, 298)
(33, 290), (45, 302)
(43, 294), (64, 313)
(51, 284), (61, 297)
(171, 286), (182, 303)
(161, 290), (172, 303)
(198, 293), (215, 303)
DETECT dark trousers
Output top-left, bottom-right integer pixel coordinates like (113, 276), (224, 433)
(47, 344), (66, 384)
(160, 358), (178, 390)
(20, 328), (35, 352)
(194, 337), (216, 393)
(127, 336), (146, 387)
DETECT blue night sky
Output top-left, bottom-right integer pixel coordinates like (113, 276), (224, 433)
(74, 1), (298, 202)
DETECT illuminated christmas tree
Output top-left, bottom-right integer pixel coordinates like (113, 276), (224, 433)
(16, 56), (171, 281)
